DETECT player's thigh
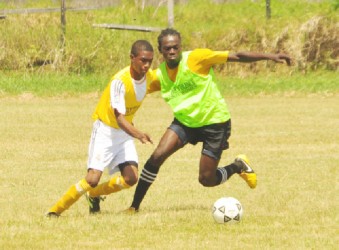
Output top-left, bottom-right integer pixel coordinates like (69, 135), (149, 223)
(201, 120), (231, 160)
(151, 128), (183, 165)
(88, 120), (117, 173)
(109, 138), (138, 175)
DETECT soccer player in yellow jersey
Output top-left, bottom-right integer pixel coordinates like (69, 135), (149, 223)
(128, 28), (292, 212)
(46, 40), (156, 217)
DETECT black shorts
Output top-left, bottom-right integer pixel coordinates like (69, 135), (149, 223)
(169, 118), (231, 160)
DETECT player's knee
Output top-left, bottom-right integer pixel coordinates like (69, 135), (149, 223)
(198, 175), (215, 187)
(149, 152), (166, 167)
(85, 169), (102, 187)
(124, 175), (138, 186)
(86, 179), (99, 188)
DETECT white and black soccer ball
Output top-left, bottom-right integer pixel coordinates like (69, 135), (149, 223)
(212, 197), (243, 224)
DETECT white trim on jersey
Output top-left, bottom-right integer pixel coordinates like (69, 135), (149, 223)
(110, 76), (147, 114)
(110, 79), (126, 115)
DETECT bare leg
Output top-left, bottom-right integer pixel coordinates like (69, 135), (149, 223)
(130, 128), (183, 210)
(198, 154), (220, 187)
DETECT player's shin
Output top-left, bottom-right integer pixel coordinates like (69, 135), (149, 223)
(88, 175), (130, 197)
(130, 160), (159, 210)
(48, 179), (92, 215)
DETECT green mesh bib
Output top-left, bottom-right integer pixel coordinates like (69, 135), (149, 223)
(157, 51), (230, 127)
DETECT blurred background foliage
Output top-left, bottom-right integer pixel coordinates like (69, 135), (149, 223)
(0, 0), (338, 76)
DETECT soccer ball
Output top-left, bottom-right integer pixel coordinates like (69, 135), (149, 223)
(212, 197), (243, 224)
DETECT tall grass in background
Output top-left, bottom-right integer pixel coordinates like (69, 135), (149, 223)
(0, 0), (338, 95)
(1, 0), (337, 73)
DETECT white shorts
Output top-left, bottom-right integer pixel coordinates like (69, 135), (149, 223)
(87, 120), (138, 175)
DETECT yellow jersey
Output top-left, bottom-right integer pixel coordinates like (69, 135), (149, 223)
(92, 66), (156, 129)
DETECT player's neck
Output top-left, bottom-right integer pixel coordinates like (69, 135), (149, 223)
(130, 68), (144, 81)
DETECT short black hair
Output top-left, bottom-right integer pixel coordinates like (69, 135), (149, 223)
(157, 28), (181, 50)
(130, 40), (154, 56)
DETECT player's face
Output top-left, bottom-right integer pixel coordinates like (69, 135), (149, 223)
(130, 50), (153, 80)
(159, 35), (182, 69)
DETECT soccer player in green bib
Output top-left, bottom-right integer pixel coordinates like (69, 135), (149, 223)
(128, 28), (291, 212)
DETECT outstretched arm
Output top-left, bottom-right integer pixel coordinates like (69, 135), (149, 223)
(114, 109), (153, 144)
(228, 52), (291, 66)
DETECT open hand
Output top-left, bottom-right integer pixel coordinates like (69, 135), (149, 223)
(139, 133), (153, 144)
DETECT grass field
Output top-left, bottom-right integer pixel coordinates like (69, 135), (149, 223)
(0, 93), (338, 249)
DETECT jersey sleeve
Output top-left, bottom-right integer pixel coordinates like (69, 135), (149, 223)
(187, 49), (229, 75)
(147, 69), (161, 93)
(110, 79), (126, 114)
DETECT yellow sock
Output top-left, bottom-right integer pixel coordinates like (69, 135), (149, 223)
(88, 175), (130, 197)
(48, 179), (92, 215)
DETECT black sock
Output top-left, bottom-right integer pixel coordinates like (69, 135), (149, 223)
(216, 163), (242, 185)
(131, 160), (159, 210)
(225, 163), (242, 175)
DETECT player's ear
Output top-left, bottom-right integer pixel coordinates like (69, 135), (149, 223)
(158, 46), (162, 53)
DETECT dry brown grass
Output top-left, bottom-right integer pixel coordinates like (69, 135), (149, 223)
(0, 1), (338, 75)
(0, 94), (338, 249)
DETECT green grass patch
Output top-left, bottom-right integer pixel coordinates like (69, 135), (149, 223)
(0, 72), (109, 96)
(218, 71), (339, 96)
(1, 70), (337, 97)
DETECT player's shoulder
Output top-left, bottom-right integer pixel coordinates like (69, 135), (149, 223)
(113, 66), (131, 80)
(190, 48), (213, 56)
(146, 69), (161, 93)
(189, 49), (229, 63)
(188, 48), (214, 61)
(146, 69), (156, 77)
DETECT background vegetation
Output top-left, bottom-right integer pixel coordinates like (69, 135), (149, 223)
(0, 0), (338, 96)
